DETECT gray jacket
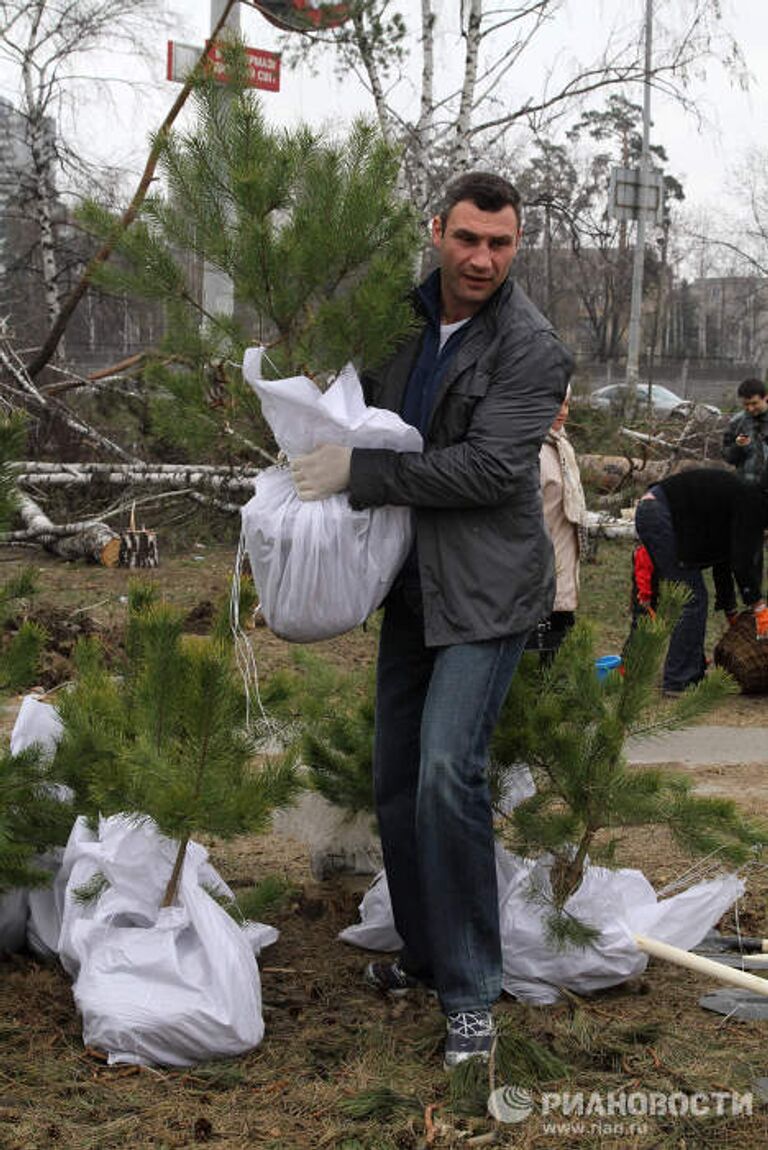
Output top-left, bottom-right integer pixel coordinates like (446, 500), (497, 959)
(722, 409), (768, 485)
(349, 276), (573, 646)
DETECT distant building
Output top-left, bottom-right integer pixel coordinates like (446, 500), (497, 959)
(679, 276), (768, 374)
(0, 96), (163, 374)
(515, 231), (766, 385)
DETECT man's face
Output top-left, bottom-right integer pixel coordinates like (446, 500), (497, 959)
(432, 199), (521, 322)
(742, 394), (768, 417)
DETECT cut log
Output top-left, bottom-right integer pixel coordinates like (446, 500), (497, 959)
(578, 453), (713, 493)
(578, 453), (665, 492)
(13, 494), (121, 566)
(54, 527), (121, 567)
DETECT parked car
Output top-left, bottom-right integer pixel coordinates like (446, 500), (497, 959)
(588, 384), (720, 417)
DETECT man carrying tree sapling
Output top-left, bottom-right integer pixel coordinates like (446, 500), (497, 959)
(291, 172), (573, 1068)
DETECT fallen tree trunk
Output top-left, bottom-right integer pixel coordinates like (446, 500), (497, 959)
(8, 494), (121, 566)
(585, 510), (636, 540)
(578, 451), (722, 493)
(578, 454), (667, 492)
(13, 461), (262, 492)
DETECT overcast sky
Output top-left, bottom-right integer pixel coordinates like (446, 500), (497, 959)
(2, 0), (767, 221)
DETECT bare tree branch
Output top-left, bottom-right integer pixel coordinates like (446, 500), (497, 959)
(22, 0), (238, 378)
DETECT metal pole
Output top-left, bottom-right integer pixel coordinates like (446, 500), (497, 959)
(202, 1), (240, 322)
(625, 0), (653, 394)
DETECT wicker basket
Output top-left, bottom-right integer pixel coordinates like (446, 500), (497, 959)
(713, 611), (768, 694)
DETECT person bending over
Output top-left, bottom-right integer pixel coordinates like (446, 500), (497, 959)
(635, 468), (768, 694)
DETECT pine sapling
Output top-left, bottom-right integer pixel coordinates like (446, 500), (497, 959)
(53, 589), (301, 908)
(0, 745), (74, 892)
(492, 583), (766, 944)
(79, 42), (421, 461)
(264, 649), (377, 815)
(0, 620), (47, 691)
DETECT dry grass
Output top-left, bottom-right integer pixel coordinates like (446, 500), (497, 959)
(2, 542), (768, 1148)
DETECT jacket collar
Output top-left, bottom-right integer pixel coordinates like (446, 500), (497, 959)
(414, 269), (514, 328)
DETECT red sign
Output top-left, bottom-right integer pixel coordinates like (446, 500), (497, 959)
(166, 41), (281, 93)
(207, 43), (281, 92)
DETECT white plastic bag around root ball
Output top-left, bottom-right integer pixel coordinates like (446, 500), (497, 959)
(241, 347), (422, 642)
(58, 815), (277, 1066)
(339, 843), (743, 1005)
(1, 694), (70, 957)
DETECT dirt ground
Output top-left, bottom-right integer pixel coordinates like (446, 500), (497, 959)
(2, 542), (768, 1150)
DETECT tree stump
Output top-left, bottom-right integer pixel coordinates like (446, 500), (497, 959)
(118, 528), (159, 568)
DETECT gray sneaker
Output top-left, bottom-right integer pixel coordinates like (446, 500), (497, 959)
(444, 1009), (496, 1069)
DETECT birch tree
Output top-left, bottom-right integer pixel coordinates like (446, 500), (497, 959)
(293, 0), (745, 217)
(0, 0), (162, 356)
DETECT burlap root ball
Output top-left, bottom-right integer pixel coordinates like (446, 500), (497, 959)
(713, 610), (768, 694)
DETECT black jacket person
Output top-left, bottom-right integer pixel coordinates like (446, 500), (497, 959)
(291, 172), (572, 1068)
(635, 468), (768, 692)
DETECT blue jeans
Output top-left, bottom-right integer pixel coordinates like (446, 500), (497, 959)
(635, 490), (708, 691)
(373, 588), (528, 1014)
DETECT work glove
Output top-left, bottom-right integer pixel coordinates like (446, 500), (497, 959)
(754, 605), (768, 641)
(291, 444), (352, 502)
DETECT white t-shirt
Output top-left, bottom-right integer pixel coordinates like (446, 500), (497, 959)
(439, 318), (470, 351)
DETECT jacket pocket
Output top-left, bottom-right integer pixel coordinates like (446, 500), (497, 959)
(431, 369), (491, 444)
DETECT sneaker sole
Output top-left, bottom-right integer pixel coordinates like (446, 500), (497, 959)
(444, 1050), (492, 1070)
(444, 1035), (497, 1071)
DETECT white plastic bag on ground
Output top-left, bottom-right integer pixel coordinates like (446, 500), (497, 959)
(339, 870), (401, 953)
(2, 695), (69, 957)
(340, 844), (743, 1004)
(58, 815), (276, 1066)
(496, 851), (743, 1004)
(272, 789), (382, 880)
(241, 347), (422, 642)
(10, 694), (63, 760)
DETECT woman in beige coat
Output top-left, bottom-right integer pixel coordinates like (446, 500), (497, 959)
(528, 387), (588, 659)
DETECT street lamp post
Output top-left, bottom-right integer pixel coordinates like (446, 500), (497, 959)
(625, 0), (654, 395)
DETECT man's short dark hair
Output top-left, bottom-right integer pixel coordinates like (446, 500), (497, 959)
(439, 172), (522, 229)
(737, 377), (766, 400)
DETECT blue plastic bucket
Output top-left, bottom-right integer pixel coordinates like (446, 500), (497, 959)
(595, 655), (623, 680)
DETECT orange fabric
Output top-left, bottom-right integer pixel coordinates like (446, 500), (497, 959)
(634, 545), (655, 604)
(755, 606), (768, 640)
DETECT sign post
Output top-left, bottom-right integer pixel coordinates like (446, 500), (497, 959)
(204, 1), (241, 328)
